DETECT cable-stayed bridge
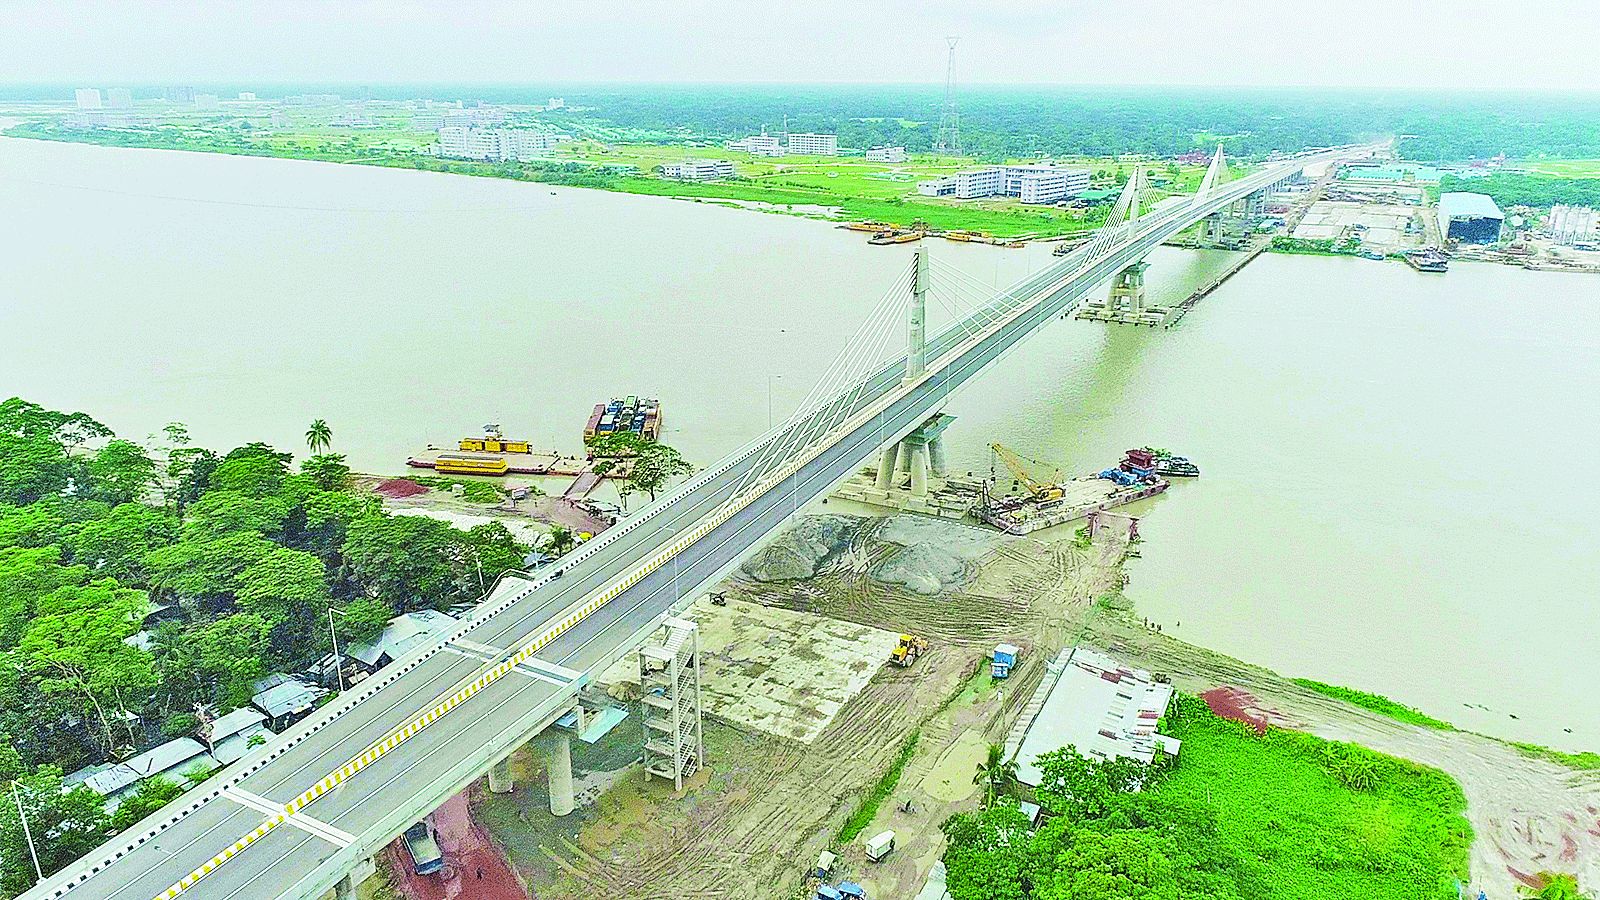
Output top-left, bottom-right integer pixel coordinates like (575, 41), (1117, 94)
(23, 143), (1375, 900)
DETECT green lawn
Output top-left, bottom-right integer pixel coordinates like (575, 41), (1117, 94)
(1523, 159), (1600, 178)
(1155, 696), (1473, 899)
(1291, 679), (1457, 730)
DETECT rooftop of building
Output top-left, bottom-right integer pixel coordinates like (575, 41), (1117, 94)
(1015, 646), (1177, 786)
(1439, 191), (1505, 220)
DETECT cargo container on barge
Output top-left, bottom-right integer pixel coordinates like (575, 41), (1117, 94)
(584, 396), (663, 444)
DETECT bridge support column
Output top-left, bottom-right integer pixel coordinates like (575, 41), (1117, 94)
(1108, 261), (1148, 314)
(875, 443), (900, 490)
(334, 857), (374, 900)
(929, 436), (948, 478)
(906, 443), (930, 497)
(548, 735), (574, 816)
(488, 755), (514, 794)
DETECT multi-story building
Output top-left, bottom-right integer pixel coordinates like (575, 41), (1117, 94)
(74, 88), (102, 109)
(866, 146), (906, 163)
(238, 91), (258, 101)
(104, 88), (134, 109)
(916, 164), (1091, 204)
(727, 132), (784, 157)
(660, 159), (735, 181)
(437, 127), (560, 162)
(786, 132), (838, 156)
(1002, 164), (1091, 204)
(546, 97), (565, 110)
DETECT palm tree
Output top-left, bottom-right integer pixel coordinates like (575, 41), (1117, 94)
(973, 743), (1019, 808)
(305, 419), (333, 455)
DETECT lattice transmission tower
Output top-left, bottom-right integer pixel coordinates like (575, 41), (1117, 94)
(935, 36), (961, 156)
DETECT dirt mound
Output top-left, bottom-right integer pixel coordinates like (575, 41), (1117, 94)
(740, 515), (859, 582)
(375, 477), (428, 498)
(870, 543), (971, 595)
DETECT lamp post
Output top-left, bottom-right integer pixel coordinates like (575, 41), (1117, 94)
(766, 374), (783, 430)
(11, 780), (43, 882)
(327, 606), (348, 693)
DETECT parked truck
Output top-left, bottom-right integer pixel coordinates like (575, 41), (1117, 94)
(402, 821), (444, 876)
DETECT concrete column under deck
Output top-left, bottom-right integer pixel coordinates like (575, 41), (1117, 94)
(929, 436), (948, 477)
(333, 856), (375, 900)
(548, 735), (574, 817)
(907, 443), (930, 497)
(876, 443), (900, 490)
(488, 755), (514, 794)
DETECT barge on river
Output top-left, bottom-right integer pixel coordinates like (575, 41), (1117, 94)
(975, 448), (1170, 535)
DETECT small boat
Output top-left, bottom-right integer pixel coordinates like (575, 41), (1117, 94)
(1405, 249), (1449, 273)
(1141, 447), (1200, 478)
(868, 230), (922, 245)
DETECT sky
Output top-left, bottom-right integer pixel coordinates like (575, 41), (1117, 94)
(2, 0), (1597, 91)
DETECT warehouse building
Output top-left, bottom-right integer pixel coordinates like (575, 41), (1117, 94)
(1438, 192), (1504, 245)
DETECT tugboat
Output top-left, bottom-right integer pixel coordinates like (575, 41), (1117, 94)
(1140, 447), (1200, 478)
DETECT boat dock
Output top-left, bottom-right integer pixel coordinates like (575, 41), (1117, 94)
(1162, 235), (1271, 327)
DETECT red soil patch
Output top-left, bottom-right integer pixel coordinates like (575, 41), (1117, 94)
(386, 791), (525, 900)
(376, 478), (429, 499)
(1200, 686), (1281, 735)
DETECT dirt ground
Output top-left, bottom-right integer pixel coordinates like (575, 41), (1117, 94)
(473, 511), (1598, 900)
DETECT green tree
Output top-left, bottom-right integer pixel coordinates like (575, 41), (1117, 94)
(164, 445), (218, 510)
(108, 776), (185, 832)
(305, 419), (333, 455)
(180, 490), (291, 542)
(209, 442), (292, 495)
(300, 453), (351, 491)
(941, 801), (1032, 900)
(332, 597), (391, 647)
(145, 530), (275, 609)
(544, 523), (577, 557)
(0, 546), (87, 649)
(0, 765), (110, 895)
(340, 513), (459, 610)
(19, 583), (156, 753)
(86, 439), (157, 506)
(66, 502), (179, 585)
(153, 614), (271, 711)
(973, 742), (1019, 808)
(0, 431), (71, 506)
(627, 441), (693, 503)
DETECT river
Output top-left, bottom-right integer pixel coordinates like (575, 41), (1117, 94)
(2, 138), (1595, 751)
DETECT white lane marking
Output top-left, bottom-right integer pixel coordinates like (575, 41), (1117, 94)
(444, 646), (571, 686)
(220, 788), (353, 848)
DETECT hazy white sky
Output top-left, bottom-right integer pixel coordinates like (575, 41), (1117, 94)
(3, 0), (1596, 90)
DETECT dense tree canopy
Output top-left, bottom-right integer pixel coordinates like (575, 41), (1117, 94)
(0, 398), (532, 894)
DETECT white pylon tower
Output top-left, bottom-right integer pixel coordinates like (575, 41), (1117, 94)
(935, 37), (961, 156)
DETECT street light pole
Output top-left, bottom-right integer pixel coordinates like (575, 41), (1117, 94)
(327, 607), (346, 693)
(12, 780), (43, 882)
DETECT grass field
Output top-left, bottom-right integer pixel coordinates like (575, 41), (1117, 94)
(1157, 695), (1473, 899)
(1523, 159), (1600, 178)
(1291, 679), (1458, 730)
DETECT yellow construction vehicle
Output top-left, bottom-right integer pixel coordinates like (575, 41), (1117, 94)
(990, 443), (1065, 502)
(889, 634), (929, 668)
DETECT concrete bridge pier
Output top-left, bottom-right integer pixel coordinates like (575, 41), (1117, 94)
(487, 755), (514, 794)
(548, 735), (575, 816)
(1108, 260), (1149, 313)
(904, 442), (931, 497)
(333, 855), (376, 900)
(875, 443), (901, 490)
(928, 436), (948, 478)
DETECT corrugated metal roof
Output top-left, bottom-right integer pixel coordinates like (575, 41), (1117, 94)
(1439, 191), (1504, 220)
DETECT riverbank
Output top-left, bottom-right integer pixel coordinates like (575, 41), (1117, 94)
(0, 120), (1113, 238)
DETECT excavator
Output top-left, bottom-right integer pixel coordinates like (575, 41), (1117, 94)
(889, 634), (929, 668)
(989, 442), (1065, 503)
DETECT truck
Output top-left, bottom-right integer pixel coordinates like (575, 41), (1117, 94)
(401, 821), (444, 876)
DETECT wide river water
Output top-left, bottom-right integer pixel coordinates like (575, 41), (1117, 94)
(3, 138), (1596, 750)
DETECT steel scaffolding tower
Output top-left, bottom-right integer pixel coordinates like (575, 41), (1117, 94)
(639, 616), (703, 790)
(935, 37), (961, 156)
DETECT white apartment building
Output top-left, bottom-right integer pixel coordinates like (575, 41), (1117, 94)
(1003, 165), (1091, 204)
(660, 159), (735, 181)
(75, 88), (102, 109)
(916, 164), (1091, 204)
(546, 97), (565, 109)
(105, 88), (134, 109)
(437, 127), (560, 162)
(866, 146), (907, 163)
(786, 133), (838, 156)
(238, 91), (258, 101)
(727, 133), (784, 157)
